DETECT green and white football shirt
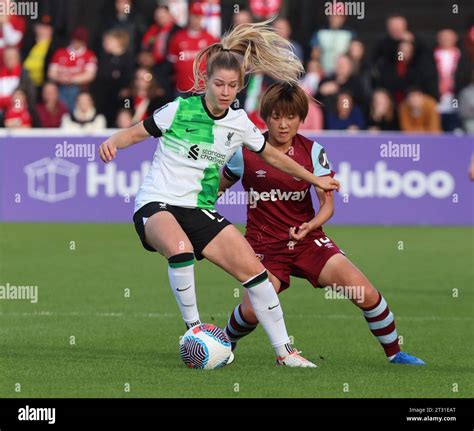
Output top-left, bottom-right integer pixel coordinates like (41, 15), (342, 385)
(134, 96), (265, 212)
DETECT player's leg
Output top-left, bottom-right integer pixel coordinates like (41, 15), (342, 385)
(202, 225), (316, 367)
(143, 211), (201, 329)
(224, 272), (282, 349)
(317, 253), (424, 365)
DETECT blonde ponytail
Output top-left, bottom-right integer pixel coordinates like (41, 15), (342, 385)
(193, 18), (304, 92)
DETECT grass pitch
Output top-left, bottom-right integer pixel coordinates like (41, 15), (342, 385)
(0, 223), (472, 398)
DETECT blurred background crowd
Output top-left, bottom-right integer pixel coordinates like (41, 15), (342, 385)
(0, 0), (473, 132)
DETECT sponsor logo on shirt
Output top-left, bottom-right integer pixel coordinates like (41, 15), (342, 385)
(248, 187), (309, 208)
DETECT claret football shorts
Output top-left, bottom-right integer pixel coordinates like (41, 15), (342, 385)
(249, 232), (344, 291)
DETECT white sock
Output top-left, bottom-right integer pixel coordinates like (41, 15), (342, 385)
(243, 270), (293, 356)
(168, 253), (200, 328)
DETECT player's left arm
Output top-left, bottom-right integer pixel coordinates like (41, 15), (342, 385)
(290, 142), (336, 242)
(218, 175), (237, 194)
(219, 147), (243, 194)
(290, 189), (334, 241)
(259, 143), (339, 192)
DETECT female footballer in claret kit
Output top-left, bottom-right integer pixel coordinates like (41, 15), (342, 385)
(221, 83), (424, 366)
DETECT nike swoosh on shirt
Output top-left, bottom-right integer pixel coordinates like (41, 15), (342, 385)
(268, 304), (279, 310)
(186, 128), (199, 133)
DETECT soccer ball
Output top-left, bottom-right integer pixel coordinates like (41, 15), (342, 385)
(179, 323), (231, 369)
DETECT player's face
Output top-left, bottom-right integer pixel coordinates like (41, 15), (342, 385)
(266, 112), (301, 146)
(206, 69), (240, 114)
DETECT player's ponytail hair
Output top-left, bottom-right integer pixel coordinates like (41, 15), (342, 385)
(193, 18), (304, 92)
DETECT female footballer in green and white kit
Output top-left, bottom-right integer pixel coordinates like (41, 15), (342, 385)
(99, 21), (339, 367)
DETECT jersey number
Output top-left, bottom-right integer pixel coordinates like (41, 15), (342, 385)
(314, 237), (331, 247)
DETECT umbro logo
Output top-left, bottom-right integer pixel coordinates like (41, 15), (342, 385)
(159, 203), (167, 209)
(256, 170), (266, 178)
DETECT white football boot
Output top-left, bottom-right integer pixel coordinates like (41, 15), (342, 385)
(276, 350), (317, 368)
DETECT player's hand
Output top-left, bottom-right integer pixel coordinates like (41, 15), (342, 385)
(289, 222), (312, 242)
(99, 138), (117, 163)
(314, 176), (339, 192)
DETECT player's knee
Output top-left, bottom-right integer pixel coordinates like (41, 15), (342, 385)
(168, 252), (195, 267)
(361, 283), (379, 306)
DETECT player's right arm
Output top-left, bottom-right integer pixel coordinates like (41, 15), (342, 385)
(99, 101), (179, 163)
(99, 122), (150, 163)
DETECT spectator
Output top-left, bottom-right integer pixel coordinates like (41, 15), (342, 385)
(300, 59), (322, 97)
(373, 14), (414, 65)
(458, 72), (474, 133)
(232, 9), (253, 27)
(141, 4), (180, 98)
(310, 4), (354, 76)
(0, 0), (26, 67)
(373, 39), (438, 104)
(36, 81), (68, 128)
(167, 1), (218, 95)
(272, 17), (304, 62)
(201, 0), (222, 39)
(300, 93), (324, 131)
(4, 88), (32, 128)
(317, 54), (368, 114)
(399, 88), (441, 133)
(93, 29), (134, 127)
(463, 14), (474, 64)
(367, 88), (399, 131)
(348, 38), (372, 100)
(434, 28), (469, 131)
(325, 90), (365, 131)
(115, 108), (134, 128)
(299, 60), (324, 130)
(102, 0), (147, 56)
(23, 15), (54, 91)
(48, 27), (98, 112)
(249, 0), (282, 20)
(124, 67), (170, 123)
(60, 91), (106, 131)
(142, 5), (181, 66)
(0, 46), (34, 114)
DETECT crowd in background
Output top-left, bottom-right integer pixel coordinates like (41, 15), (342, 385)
(0, 0), (473, 133)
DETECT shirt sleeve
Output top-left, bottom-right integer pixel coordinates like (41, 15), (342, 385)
(243, 117), (266, 153)
(143, 100), (179, 137)
(223, 147), (244, 181)
(311, 141), (333, 176)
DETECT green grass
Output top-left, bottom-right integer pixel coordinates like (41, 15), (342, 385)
(0, 224), (473, 398)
